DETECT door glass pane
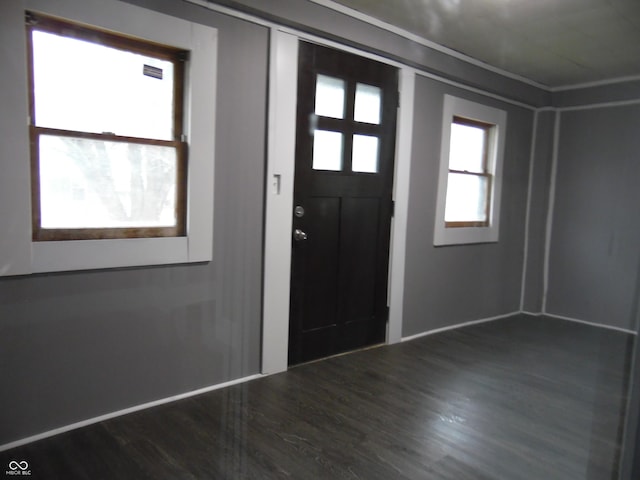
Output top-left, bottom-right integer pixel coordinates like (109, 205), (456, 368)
(315, 74), (345, 119)
(352, 134), (379, 173)
(312, 130), (343, 171)
(444, 172), (488, 223)
(31, 30), (175, 141)
(354, 83), (381, 124)
(38, 135), (178, 228)
(449, 121), (487, 173)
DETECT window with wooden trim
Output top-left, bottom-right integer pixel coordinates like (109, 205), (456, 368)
(434, 95), (507, 246)
(26, 12), (188, 241)
(444, 116), (493, 228)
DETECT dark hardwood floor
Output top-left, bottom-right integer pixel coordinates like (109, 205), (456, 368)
(1, 315), (633, 479)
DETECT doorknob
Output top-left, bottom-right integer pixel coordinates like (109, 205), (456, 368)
(293, 229), (308, 241)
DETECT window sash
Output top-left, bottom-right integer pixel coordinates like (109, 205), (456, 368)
(26, 12), (188, 241)
(30, 127), (188, 241)
(451, 116), (491, 173)
(444, 171), (492, 228)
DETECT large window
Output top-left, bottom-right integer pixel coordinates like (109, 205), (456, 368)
(27, 13), (188, 241)
(0, 0), (216, 276)
(434, 95), (507, 246)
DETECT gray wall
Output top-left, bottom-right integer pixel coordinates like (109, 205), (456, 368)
(6, 0), (639, 448)
(546, 104), (640, 330)
(0, 1), (268, 445)
(401, 76), (533, 337)
(546, 92), (640, 474)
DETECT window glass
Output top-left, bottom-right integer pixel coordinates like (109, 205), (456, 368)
(354, 83), (381, 124)
(312, 130), (343, 171)
(449, 121), (486, 173)
(28, 14), (187, 242)
(38, 135), (178, 229)
(315, 74), (345, 119)
(444, 172), (488, 223)
(31, 30), (175, 141)
(352, 134), (379, 173)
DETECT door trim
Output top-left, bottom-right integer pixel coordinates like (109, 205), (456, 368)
(387, 68), (415, 343)
(262, 29), (415, 374)
(262, 30), (298, 374)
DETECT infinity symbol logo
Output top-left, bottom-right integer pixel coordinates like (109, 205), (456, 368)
(8, 461), (29, 471)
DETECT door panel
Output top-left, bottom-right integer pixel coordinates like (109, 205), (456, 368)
(340, 197), (379, 322)
(298, 196), (340, 331)
(289, 42), (398, 365)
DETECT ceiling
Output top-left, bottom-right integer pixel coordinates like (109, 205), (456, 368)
(323, 0), (640, 88)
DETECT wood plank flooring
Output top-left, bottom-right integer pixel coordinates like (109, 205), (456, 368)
(1, 315), (633, 479)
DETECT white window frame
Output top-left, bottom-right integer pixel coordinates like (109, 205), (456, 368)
(434, 94), (506, 246)
(0, 0), (216, 275)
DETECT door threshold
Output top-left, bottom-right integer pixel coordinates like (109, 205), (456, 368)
(289, 342), (386, 369)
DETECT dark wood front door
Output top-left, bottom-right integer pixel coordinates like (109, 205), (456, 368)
(288, 42), (398, 365)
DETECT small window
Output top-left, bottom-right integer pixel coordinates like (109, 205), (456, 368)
(27, 13), (188, 241)
(445, 117), (493, 227)
(434, 95), (507, 246)
(311, 73), (384, 175)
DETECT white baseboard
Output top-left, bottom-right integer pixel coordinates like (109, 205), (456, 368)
(401, 311), (520, 343)
(543, 312), (637, 335)
(3, 311), (634, 452)
(400, 310), (637, 345)
(0, 373), (263, 452)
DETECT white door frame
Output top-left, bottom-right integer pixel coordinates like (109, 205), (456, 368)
(261, 29), (415, 374)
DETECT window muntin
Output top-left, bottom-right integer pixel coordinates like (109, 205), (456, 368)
(27, 13), (187, 241)
(445, 117), (493, 228)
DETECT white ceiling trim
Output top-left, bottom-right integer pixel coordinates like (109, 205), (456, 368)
(308, 0), (549, 90)
(551, 73), (640, 92)
(558, 97), (640, 112)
